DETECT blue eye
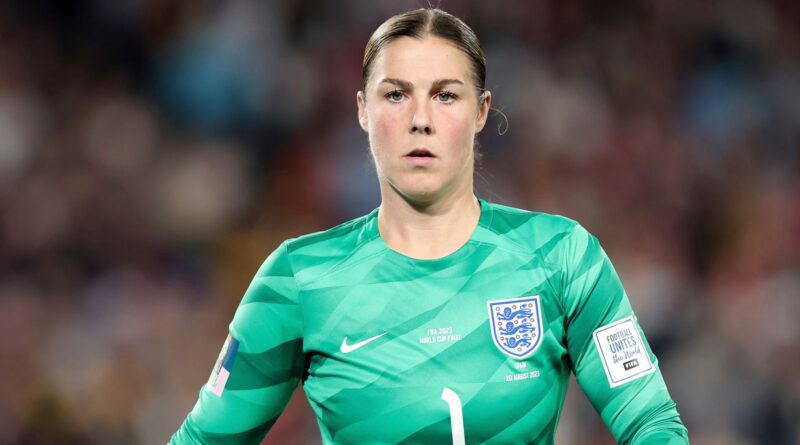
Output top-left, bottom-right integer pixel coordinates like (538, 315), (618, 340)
(385, 90), (405, 102)
(436, 91), (457, 103)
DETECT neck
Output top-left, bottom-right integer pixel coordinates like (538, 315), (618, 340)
(377, 184), (481, 260)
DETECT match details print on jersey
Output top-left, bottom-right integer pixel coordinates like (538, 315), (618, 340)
(170, 199), (689, 445)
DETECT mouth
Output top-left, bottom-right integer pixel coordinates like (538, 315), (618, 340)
(405, 148), (436, 158)
(403, 148), (436, 166)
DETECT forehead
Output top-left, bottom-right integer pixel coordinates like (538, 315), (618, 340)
(370, 36), (473, 87)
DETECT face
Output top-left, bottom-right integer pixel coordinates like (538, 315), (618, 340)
(357, 36), (491, 205)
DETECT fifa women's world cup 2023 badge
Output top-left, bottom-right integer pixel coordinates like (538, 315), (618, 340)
(487, 296), (544, 359)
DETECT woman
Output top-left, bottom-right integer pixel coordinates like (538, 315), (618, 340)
(171, 8), (689, 444)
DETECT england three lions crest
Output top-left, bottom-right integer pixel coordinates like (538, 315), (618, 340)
(487, 296), (543, 359)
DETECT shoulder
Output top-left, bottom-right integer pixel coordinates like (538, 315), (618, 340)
(285, 212), (373, 252)
(271, 210), (379, 283)
(487, 201), (579, 232)
(484, 200), (586, 255)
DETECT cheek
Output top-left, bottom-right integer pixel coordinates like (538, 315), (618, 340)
(442, 113), (474, 151)
(370, 111), (404, 154)
(378, 115), (401, 139)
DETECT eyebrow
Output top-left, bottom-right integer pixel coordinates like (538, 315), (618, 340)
(379, 78), (464, 90)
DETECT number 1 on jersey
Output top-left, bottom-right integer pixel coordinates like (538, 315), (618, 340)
(441, 387), (465, 445)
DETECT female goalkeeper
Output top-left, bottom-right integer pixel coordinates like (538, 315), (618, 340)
(171, 8), (689, 445)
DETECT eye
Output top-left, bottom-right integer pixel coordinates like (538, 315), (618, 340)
(385, 90), (405, 103)
(435, 90), (458, 103)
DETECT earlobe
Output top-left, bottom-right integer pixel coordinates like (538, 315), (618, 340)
(357, 91), (368, 131)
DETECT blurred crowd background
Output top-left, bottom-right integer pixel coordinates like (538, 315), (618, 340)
(1, 0), (798, 444)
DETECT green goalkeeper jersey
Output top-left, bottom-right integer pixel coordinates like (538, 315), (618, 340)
(171, 198), (689, 444)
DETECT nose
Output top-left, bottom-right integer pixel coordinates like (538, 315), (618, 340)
(410, 99), (432, 135)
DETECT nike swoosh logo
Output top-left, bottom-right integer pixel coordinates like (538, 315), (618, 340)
(340, 332), (387, 353)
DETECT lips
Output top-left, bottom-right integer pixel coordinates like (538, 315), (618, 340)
(405, 148), (435, 158)
(404, 148), (436, 166)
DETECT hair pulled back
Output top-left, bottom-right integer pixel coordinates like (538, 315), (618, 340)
(362, 8), (486, 100)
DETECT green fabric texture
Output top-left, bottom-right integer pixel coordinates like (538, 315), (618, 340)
(170, 199), (688, 444)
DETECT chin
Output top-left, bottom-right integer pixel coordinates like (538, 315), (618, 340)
(389, 180), (444, 204)
(404, 190), (441, 204)
(400, 187), (456, 206)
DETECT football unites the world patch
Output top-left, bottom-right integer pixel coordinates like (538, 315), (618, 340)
(487, 296), (543, 359)
(592, 316), (655, 388)
(208, 333), (239, 397)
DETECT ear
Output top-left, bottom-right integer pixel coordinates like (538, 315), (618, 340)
(357, 91), (368, 132)
(475, 90), (491, 133)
